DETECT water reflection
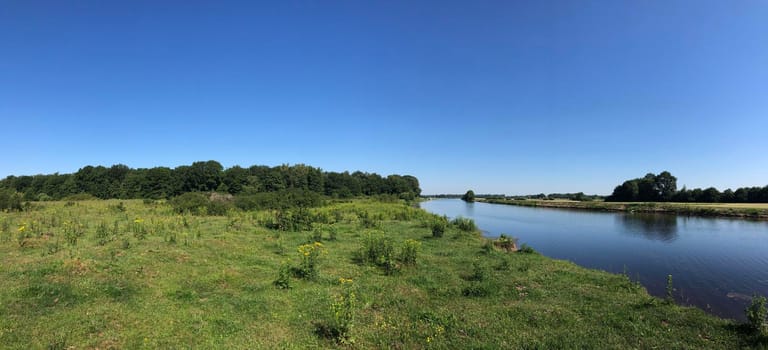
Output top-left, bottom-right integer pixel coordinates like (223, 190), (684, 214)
(617, 213), (678, 242)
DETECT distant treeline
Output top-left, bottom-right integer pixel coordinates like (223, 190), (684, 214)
(426, 192), (603, 201)
(0, 161), (421, 203)
(606, 171), (768, 203)
(507, 192), (604, 202)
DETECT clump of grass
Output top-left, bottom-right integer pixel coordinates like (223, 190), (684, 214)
(451, 217), (477, 232)
(273, 261), (292, 289)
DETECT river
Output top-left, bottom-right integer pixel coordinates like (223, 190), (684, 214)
(420, 198), (768, 321)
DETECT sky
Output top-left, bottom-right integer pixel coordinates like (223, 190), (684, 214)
(1, 1), (767, 195)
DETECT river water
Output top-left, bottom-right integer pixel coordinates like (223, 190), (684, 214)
(420, 199), (768, 321)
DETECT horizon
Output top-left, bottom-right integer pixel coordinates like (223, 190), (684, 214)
(2, 1), (767, 195)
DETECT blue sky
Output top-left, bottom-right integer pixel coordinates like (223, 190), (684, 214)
(1, 1), (767, 195)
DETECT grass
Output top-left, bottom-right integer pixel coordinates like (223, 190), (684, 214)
(481, 198), (768, 220)
(0, 199), (765, 348)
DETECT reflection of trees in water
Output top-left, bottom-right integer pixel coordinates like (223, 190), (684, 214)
(618, 213), (678, 242)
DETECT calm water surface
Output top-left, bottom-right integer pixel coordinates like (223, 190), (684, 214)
(420, 199), (768, 321)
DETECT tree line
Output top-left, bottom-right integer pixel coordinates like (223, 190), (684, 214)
(0, 161), (421, 203)
(606, 171), (768, 203)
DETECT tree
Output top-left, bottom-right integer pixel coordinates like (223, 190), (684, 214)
(653, 171), (677, 201)
(461, 190), (475, 202)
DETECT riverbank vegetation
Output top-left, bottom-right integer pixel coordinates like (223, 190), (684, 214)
(480, 197), (768, 220)
(607, 171), (768, 203)
(0, 198), (765, 348)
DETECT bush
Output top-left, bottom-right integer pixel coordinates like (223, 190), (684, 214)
(357, 232), (400, 274)
(170, 192), (209, 214)
(746, 294), (767, 332)
(234, 189), (324, 211)
(431, 218), (447, 238)
(170, 192), (233, 215)
(451, 217), (477, 232)
(399, 239), (421, 266)
(0, 189), (23, 211)
(518, 243), (537, 254)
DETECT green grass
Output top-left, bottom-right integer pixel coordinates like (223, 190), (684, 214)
(0, 199), (765, 348)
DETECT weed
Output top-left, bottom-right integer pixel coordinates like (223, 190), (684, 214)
(317, 278), (356, 344)
(95, 221), (111, 245)
(297, 242), (325, 279)
(399, 239), (420, 266)
(273, 261), (292, 289)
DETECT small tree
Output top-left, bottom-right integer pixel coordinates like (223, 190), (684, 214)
(461, 190), (475, 202)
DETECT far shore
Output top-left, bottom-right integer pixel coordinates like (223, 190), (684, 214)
(475, 198), (768, 220)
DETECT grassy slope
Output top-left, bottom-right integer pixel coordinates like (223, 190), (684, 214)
(0, 199), (765, 349)
(480, 198), (768, 220)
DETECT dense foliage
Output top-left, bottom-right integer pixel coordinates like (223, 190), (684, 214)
(0, 161), (420, 203)
(606, 171), (768, 203)
(461, 190), (475, 202)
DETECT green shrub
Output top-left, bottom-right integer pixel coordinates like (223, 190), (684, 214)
(451, 217), (477, 232)
(234, 189), (324, 211)
(518, 243), (537, 254)
(746, 294), (767, 332)
(468, 260), (489, 282)
(170, 192), (209, 214)
(399, 239), (421, 266)
(356, 232), (399, 274)
(431, 218), (447, 238)
(0, 188), (23, 212)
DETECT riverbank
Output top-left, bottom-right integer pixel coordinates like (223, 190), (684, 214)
(479, 198), (768, 220)
(0, 199), (764, 348)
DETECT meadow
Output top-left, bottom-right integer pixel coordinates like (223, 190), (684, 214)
(0, 198), (765, 349)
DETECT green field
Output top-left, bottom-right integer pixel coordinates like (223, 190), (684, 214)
(0, 199), (765, 349)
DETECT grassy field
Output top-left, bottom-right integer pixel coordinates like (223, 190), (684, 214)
(0, 199), (765, 349)
(480, 198), (768, 220)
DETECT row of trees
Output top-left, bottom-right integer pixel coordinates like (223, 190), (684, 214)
(606, 171), (768, 203)
(0, 161), (421, 201)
